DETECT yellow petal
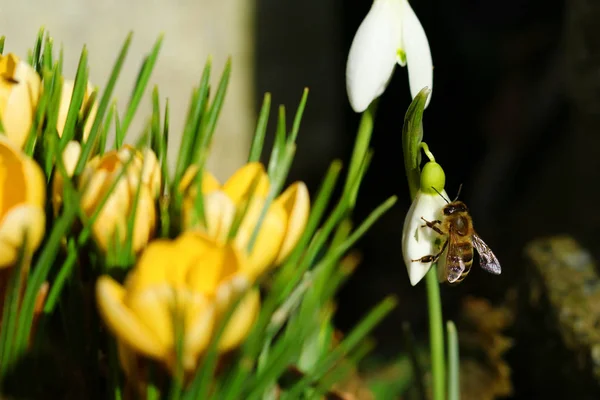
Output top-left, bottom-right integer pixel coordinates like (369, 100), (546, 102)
(89, 189), (130, 252)
(274, 182), (310, 264)
(55, 79), (96, 141)
(131, 186), (156, 253)
(0, 238), (17, 268)
(183, 294), (215, 369)
(200, 191), (236, 242)
(223, 163), (270, 204)
(96, 276), (165, 359)
(179, 165), (221, 194)
(140, 148), (162, 198)
(0, 205), (45, 268)
(125, 285), (176, 353)
(23, 156), (46, 207)
(235, 198), (287, 279)
(126, 240), (175, 292)
(186, 239), (241, 296)
(61, 141), (81, 178)
(79, 169), (111, 211)
(0, 137), (27, 215)
(0, 54), (41, 149)
(218, 289), (260, 352)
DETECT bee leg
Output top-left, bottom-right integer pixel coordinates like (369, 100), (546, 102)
(420, 217), (444, 235)
(411, 239), (449, 263)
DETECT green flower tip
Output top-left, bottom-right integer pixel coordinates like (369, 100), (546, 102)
(420, 161), (445, 195)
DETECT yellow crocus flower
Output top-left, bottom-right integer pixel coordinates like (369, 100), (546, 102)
(96, 231), (260, 375)
(0, 53), (41, 149)
(0, 136), (45, 267)
(180, 162), (310, 279)
(78, 145), (161, 253)
(54, 79), (98, 142)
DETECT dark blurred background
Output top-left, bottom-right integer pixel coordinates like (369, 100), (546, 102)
(254, 0), (600, 397)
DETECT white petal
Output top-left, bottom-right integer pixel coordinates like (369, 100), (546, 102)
(401, 1), (433, 108)
(346, 0), (403, 113)
(401, 190), (448, 286)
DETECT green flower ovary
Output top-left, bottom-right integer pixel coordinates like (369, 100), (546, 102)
(420, 161), (445, 195)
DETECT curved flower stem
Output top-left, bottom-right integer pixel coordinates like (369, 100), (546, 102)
(401, 88), (445, 400)
(426, 265), (445, 400)
(343, 99), (377, 207)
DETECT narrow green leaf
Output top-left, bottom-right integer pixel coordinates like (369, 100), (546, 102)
(0, 236), (28, 378)
(284, 296), (397, 398)
(447, 321), (460, 400)
(343, 102), (376, 207)
(267, 105), (286, 179)
(59, 47), (88, 147)
(97, 101), (117, 155)
(41, 35), (53, 72)
(29, 27), (44, 72)
(43, 238), (78, 314)
(120, 34), (163, 135)
(0, 37), (5, 54)
(74, 32), (133, 175)
(13, 204), (78, 357)
(115, 112), (124, 149)
(150, 86), (162, 159)
(402, 87), (431, 198)
(287, 87), (309, 146)
(161, 98), (170, 188)
(192, 57), (231, 165)
(248, 93), (271, 163)
(174, 58), (211, 184)
(403, 322), (426, 400)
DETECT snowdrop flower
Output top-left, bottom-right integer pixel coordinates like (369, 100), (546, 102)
(346, 0), (433, 112)
(402, 161), (447, 286)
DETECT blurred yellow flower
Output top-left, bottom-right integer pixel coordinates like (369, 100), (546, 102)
(0, 137), (45, 267)
(54, 79), (98, 142)
(78, 145), (161, 253)
(0, 53), (41, 149)
(96, 231), (260, 375)
(180, 162), (310, 279)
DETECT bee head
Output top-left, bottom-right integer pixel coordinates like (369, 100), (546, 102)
(443, 201), (468, 215)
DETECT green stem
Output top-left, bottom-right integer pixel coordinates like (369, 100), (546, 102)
(343, 100), (377, 207)
(447, 321), (460, 400)
(426, 265), (445, 400)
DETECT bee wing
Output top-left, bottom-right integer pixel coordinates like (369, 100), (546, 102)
(446, 256), (466, 284)
(472, 232), (501, 275)
(444, 231), (466, 284)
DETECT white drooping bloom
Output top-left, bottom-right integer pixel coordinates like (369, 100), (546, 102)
(402, 160), (447, 286)
(402, 189), (448, 286)
(346, 0), (433, 112)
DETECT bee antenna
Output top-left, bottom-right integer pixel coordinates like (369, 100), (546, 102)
(453, 184), (463, 202)
(431, 186), (450, 204)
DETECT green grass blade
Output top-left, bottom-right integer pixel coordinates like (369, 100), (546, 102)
(43, 238), (77, 314)
(287, 88), (308, 146)
(120, 34), (163, 135)
(192, 57), (231, 165)
(13, 204), (78, 357)
(29, 27), (44, 72)
(447, 321), (460, 400)
(284, 296), (397, 398)
(248, 93), (271, 163)
(59, 47), (88, 147)
(0, 37), (5, 54)
(174, 58), (211, 184)
(0, 237), (28, 379)
(267, 105), (286, 179)
(74, 32), (133, 175)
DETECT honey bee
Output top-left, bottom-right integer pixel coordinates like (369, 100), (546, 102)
(412, 187), (501, 284)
